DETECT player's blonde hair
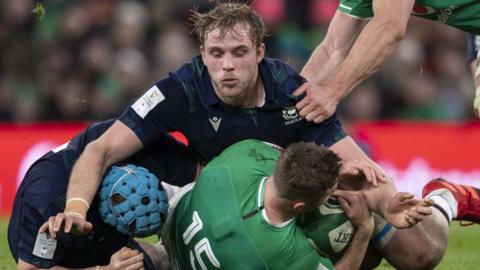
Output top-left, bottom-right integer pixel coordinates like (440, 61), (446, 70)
(190, 2), (266, 48)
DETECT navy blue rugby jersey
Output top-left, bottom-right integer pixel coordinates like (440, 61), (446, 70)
(120, 55), (347, 161)
(39, 119), (197, 185)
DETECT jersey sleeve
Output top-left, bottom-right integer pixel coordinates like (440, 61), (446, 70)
(301, 114), (348, 147)
(118, 74), (189, 147)
(338, 0), (374, 19)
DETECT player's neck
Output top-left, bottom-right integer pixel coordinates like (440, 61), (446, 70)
(264, 177), (296, 224)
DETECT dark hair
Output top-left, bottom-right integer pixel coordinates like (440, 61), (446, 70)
(273, 142), (341, 203)
(190, 2), (266, 48)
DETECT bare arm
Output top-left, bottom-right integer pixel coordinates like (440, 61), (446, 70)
(296, 0), (415, 123)
(329, 136), (397, 220)
(326, 0), (414, 100)
(39, 121), (144, 237)
(67, 120), (143, 207)
(301, 11), (366, 85)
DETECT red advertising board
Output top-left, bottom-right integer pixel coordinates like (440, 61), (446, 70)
(0, 121), (479, 217)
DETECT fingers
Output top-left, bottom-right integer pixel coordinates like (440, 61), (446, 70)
(337, 197), (352, 214)
(53, 213), (66, 233)
(332, 189), (353, 198)
(397, 192), (415, 203)
(292, 82), (309, 97)
(124, 252), (144, 270)
(64, 216), (74, 234)
(48, 216), (58, 238)
(38, 221), (50, 237)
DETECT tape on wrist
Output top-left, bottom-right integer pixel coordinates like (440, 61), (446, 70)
(64, 198), (90, 219)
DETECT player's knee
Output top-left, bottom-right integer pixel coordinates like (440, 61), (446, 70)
(391, 242), (444, 270)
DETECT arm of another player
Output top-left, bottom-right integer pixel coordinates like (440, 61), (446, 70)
(40, 121), (143, 237)
(332, 190), (374, 270)
(295, 10), (366, 122)
(17, 247), (144, 270)
(296, 0), (415, 123)
(329, 136), (414, 228)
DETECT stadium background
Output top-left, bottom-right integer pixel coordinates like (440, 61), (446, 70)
(1, 0), (479, 269)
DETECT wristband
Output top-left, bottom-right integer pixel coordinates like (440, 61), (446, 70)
(64, 197), (90, 219)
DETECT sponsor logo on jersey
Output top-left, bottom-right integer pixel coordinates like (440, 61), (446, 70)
(132, 85), (165, 119)
(209, 116), (222, 132)
(437, 5), (456, 23)
(411, 4), (457, 24)
(328, 221), (354, 253)
(282, 107), (302, 125)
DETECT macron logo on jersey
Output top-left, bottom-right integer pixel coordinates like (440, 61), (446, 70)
(132, 85), (165, 119)
(209, 116), (222, 132)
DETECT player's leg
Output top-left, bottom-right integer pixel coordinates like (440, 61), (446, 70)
(377, 178), (480, 269)
(377, 208), (449, 270)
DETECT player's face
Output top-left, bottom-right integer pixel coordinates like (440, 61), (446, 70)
(201, 23), (265, 107)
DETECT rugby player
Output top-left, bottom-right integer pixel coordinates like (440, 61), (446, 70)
(44, 3), (447, 269)
(8, 119), (197, 270)
(162, 140), (374, 270)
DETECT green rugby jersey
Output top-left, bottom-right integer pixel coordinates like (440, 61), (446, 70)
(168, 140), (334, 269)
(338, 0), (480, 34)
(300, 199), (354, 260)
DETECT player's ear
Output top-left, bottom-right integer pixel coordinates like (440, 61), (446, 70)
(256, 43), (265, 63)
(292, 201), (307, 214)
(200, 45), (206, 61)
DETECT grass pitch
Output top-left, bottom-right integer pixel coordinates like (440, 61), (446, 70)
(1, 218), (479, 269)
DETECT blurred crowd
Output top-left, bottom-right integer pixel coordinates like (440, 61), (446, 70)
(0, 0), (476, 123)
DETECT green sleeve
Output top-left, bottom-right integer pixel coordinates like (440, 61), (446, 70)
(338, 0), (374, 19)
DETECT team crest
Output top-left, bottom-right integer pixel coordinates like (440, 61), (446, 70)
(282, 107), (302, 125)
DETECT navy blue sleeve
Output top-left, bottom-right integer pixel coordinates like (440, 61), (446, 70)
(118, 74), (189, 147)
(467, 34), (480, 62)
(300, 114), (347, 147)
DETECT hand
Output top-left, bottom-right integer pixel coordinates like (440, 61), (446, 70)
(340, 159), (388, 187)
(333, 190), (374, 232)
(107, 247), (144, 270)
(293, 82), (339, 123)
(383, 192), (434, 229)
(38, 213), (93, 239)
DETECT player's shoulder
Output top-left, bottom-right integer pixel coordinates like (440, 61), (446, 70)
(261, 57), (306, 97)
(170, 55), (205, 84)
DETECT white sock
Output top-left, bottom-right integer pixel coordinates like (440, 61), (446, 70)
(425, 188), (458, 222)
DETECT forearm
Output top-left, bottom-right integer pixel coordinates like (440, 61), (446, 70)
(66, 142), (111, 211)
(326, 18), (404, 100)
(334, 226), (373, 270)
(301, 43), (347, 86)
